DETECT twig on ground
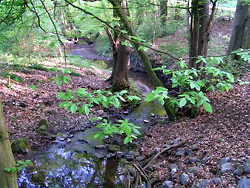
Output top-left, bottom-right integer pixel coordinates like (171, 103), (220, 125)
(133, 163), (149, 181)
(143, 140), (186, 170)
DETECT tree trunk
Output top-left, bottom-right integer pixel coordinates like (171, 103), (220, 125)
(112, 36), (131, 91)
(189, 0), (215, 69)
(0, 97), (18, 188)
(107, 0), (131, 91)
(160, 0), (168, 24)
(198, 0), (209, 57)
(228, 0), (250, 54)
(103, 158), (119, 188)
(105, 27), (119, 83)
(108, 0), (176, 121)
(189, 0), (199, 68)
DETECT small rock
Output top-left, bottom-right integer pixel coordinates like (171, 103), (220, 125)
(123, 111), (129, 115)
(169, 158), (176, 163)
(144, 119), (149, 123)
(221, 162), (234, 174)
(191, 157), (198, 163)
(238, 176), (250, 188)
(97, 110), (104, 115)
(185, 159), (191, 165)
(199, 179), (211, 188)
(108, 145), (120, 152)
(125, 151), (134, 161)
(186, 167), (201, 174)
(11, 138), (29, 154)
(243, 163), (250, 173)
(146, 165), (154, 172)
(171, 138), (182, 145)
(213, 178), (221, 184)
(191, 144), (199, 151)
(44, 100), (53, 106)
(19, 102), (27, 108)
(136, 156), (145, 162)
(220, 157), (231, 165)
(185, 149), (192, 156)
(37, 119), (49, 135)
(94, 153), (105, 159)
(161, 180), (173, 188)
(150, 113), (155, 117)
(176, 149), (185, 157)
(66, 138), (71, 143)
(170, 164), (178, 175)
(134, 151), (140, 157)
(180, 173), (189, 185)
(6, 100), (14, 106)
(58, 137), (66, 141)
(95, 145), (107, 149)
(201, 157), (209, 164)
(68, 134), (74, 138)
(234, 165), (244, 176)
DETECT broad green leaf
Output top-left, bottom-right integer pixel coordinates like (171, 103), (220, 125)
(70, 104), (77, 114)
(125, 126), (131, 136)
(203, 102), (212, 113)
(179, 98), (187, 108)
(124, 136), (131, 144)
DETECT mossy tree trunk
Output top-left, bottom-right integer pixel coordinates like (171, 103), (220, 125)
(0, 97), (18, 188)
(108, 0), (176, 120)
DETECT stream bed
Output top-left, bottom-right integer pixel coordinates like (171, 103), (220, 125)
(17, 44), (166, 188)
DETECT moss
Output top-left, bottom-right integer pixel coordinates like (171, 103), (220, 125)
(37, 119), (49, 135)
(11, 138), (29, 154)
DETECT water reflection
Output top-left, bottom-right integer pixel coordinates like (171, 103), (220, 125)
(18, 147), (125, 188)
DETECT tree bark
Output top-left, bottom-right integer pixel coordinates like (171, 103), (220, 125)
(107, 0), (132, 91)
(108, 0), (176, 120)
(228, 0), (250, 54)
(189, 0), (216, 69)
(0, 97), (18, 188)
(189, 0), (199, 68)
(160, 0), (168, 24)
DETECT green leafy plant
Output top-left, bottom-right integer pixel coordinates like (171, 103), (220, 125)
(146, 52), (250, 115)
(56, 69), (142, 144)
(91, 118), (140, 144)
(4, 160), (33, 173)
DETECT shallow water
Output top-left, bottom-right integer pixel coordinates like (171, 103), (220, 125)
(18, 147), (125, 188)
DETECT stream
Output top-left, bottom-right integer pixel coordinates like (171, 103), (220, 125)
(18, 44), (166, 188)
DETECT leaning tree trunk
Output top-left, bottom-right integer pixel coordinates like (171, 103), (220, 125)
(0, 97), (18, 188)
(228, 0), (250, 55)
(108, 0), (176, 121)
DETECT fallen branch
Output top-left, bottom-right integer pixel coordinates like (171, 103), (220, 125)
(143, 140), (186, 170)
(133, 163), (149, 181)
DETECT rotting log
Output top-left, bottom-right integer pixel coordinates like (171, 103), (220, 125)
(0, 97), (18, 188)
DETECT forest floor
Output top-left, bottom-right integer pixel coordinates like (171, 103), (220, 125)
(139, 73), (250, 187)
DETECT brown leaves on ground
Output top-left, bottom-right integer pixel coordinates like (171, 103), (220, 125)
(0, 63), (110, 151)
(140, 73), (250, 187)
